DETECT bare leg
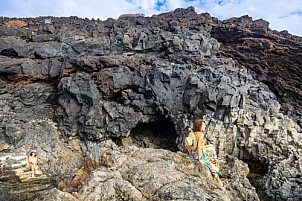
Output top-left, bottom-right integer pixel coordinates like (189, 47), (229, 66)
(31, 164), (34, 175)
(199, 159), (205, 166)
(216, 176), (223, 187)
(34, 164), (38, 173)
(30, 164), (35, 178)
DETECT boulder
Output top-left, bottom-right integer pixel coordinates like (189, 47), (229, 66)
(60, 144), (258, 201)
(34, 188), (78, 201)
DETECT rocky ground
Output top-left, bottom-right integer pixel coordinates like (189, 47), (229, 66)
(0, 7), (301, 201)
(35, 140), (259, 201)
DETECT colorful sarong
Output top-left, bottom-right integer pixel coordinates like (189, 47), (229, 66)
(201, 141), (220, 179)
(188, 141), (220, 179)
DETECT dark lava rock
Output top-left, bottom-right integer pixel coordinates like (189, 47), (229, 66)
(0, 7), (301, 201)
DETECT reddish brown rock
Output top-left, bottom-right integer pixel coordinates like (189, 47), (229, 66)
(211, 16), (302, 124)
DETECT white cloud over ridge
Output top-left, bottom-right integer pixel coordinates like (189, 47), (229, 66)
(0, 0), (301, 36)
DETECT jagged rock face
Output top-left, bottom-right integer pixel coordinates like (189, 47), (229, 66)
(210, 15), (302, 127)
(255, 153), (302, 200)
(0, 7), (301, 200)
(56, 54), (301, 200)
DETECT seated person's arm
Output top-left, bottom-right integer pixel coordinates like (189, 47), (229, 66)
(28, 156), (32, 164)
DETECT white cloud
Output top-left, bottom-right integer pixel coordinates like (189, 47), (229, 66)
(0, 0), (301, 36)
(192, 0), (302, 36)
(269, 13), (302, 36)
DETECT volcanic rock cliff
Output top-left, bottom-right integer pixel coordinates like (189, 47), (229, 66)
(0, 7), (301, 201)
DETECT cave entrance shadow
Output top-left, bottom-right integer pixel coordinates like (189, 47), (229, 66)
(116, 118), (179, 152)
(238, 149), (269, 185)
(242, 160), (268, 185)
(239, 148), (269, 200)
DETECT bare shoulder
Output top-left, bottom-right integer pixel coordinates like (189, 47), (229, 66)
(195, 132), (204, 141)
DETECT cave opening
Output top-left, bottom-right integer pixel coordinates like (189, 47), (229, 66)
(237, 146), (269, 199)
(242, 159), (270, 201)
(237, 148), (269, 186)
(115, 118), (178, 152)
(242, 159), (268, 186)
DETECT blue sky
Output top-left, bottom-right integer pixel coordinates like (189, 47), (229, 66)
(1, 0), (302, 36)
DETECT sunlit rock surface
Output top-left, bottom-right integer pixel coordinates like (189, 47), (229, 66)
(0, 6), (301, 200)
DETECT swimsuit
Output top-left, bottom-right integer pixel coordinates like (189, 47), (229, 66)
(26, 156), (37, 168)
(29, 156), (37, 163)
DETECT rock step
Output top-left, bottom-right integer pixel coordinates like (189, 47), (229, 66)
(20, 174), (48, 182)
(10, 161), (28, 169)
(3, 159), (19, 165)
(0, 153), (12, 161)
(14, 167), (31, 174)
(8, 156), (27, 161)
(11, 173), (48, 181)
(0, 175), (10, 182)
(1, 155), (27, 162)
(4, 159), (28, 170)
(14, 167), (28, 172)
(9, 179), (52, 190)
(9, 175), (52, 191)
(9, 183), (53, 195)
(14, 169), (34, 176)
(9, 179), (51, 188)
(15, 171), (32, 178)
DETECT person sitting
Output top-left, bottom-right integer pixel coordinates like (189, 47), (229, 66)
(26, 150), (41, 178)
(185, 119), (223, 186)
